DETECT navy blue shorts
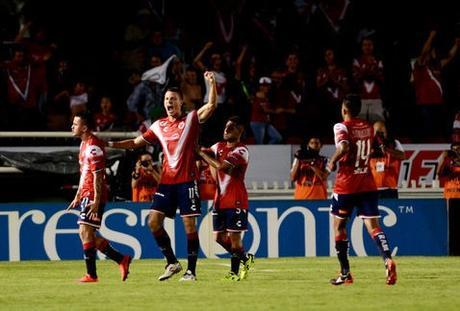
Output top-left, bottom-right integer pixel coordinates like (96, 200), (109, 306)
(212, 208), (248, 232)
(151, 181), (201, 218)
(77, 197), (105, 229)
(330, 191), (380, 219)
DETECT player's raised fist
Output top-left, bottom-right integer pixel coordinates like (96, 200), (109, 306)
(204, 71), (215, 83)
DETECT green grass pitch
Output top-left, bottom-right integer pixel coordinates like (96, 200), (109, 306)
(0, 257), (459, 310)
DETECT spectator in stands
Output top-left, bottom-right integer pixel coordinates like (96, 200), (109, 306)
(15, 22), (54, 115)
(146, 30), (182, 64)
(316, 48), (349, 126)
(120, 8), (154, 73)
(290, 137), (328, 200)
(193, 41), (229, 143)
(2, 46), (46, 130)
(369, 121), (405, 199)
(181, 66), (203, 112)
(250, 76), (282, 144)
(126, 77), (165, 128)
(352, 37), (385, 122)
(94, 96), (117, 131)
(411, 30), (460, 142)
(131, 152), (161, 202)
(437, 142), (460, 255)
(69, 80), (89, 119)
(128, 55), (182, 130)
(271, 52), (302, 141)
(149, 54), (162, 69)
(46, 58), (74, 130)
(233, 45), (260, 135)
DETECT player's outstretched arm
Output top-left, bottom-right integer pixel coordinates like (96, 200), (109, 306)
(107, 135), (147, 149)
(197, 71), (217, 123)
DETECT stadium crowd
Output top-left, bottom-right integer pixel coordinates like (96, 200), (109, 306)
(1, 0), (460, 146)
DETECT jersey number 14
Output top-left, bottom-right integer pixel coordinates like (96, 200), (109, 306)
(354, 139), (371, 173)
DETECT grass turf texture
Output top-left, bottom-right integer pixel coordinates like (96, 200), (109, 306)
(0, 257), (459, 310)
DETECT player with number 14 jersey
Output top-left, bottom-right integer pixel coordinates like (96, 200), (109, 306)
(333, 118), (377, 194)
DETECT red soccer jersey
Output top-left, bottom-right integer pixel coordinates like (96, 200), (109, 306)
(94, 112), (116, 131)
(211, 142), (249, 209)
(333, 118), (377, 194)
(142, 110), (199, 184)
(78, 134), (108, 202)
(251, 96), (270, 123)
(412, 62), (443, 105)
(316, 66), (348, 103)
(352, 57), (383, 100)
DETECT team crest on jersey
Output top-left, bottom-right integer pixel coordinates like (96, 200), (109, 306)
(178, 121), (185, 129)
(88, 146), (103, 157)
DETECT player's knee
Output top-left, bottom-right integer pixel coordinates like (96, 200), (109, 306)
(148, 214), (161, 231)
(214, 233), (224, 243)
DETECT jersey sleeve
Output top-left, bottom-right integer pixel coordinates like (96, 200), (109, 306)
(333, 123), (349, 147)
(225, 146), (249, 167)
(190, 110), (199, 125)
(394, 139), (404, 152)
(210, 143), (219, 156)
(86, 144), (105, 172)
(142, 128), (159, 144)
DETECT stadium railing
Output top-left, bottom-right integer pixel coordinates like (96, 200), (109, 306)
(0, 131), (444, 199)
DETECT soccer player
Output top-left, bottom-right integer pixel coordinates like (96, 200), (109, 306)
(67, 111), (132, 283)
(198, 116), (254, 281)
(108, 71), (217, 281)
(327, 94), (397, 285)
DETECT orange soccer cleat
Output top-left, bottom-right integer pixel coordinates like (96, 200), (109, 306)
(385, 259), (397, 285)
(79, 274), (98, 283)
(119, 255), (132, 281)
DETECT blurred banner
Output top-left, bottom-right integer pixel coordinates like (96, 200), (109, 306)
(0, 149), (125, 174)
(0, 199), (447, 261)
(246, 144), (449, 186)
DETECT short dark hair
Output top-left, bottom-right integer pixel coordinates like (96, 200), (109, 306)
(75, 111), (94, 130)
(227, 116), (244, 127)
(343, 94), (361, 117)
(165, 87), (183, 99)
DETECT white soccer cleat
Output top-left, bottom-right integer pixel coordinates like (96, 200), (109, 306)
(158, 262), (182, 281)
(179, 270), (197, 282)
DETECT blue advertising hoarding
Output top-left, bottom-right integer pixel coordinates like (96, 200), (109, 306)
(0, 199), (448, 261)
